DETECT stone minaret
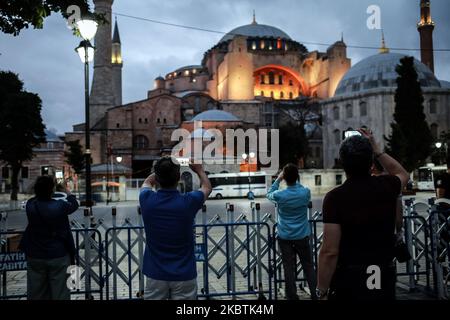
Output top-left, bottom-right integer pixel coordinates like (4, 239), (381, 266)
(90, 0), (115, 127)
(111, 17), (122, 106)
(418, 0), (435, 73)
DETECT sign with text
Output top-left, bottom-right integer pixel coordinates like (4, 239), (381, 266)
(194, 243), (206, 262)
(0, 252), (27, 271)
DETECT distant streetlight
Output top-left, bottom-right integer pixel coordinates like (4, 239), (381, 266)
(74, 16), (98, 208)
(435, 142), (443, 149)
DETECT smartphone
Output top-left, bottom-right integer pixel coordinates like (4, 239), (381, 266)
(343, 130), (362, 140)
(176, 157), (190, 167)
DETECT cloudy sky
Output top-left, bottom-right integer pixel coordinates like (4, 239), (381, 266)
(1, 0), (449, 135)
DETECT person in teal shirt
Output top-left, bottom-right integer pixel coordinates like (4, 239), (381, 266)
(267, 163), (317, 300)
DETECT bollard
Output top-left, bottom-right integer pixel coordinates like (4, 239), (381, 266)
(202, 204), (207, 226)
(112, 206), (118, 300)
(226, 203), (236, 299)
(83, 208), (92, 299)
(404, 199), (416, 291)
(255, 203), (265, 300)
(430, 206), (445, 299)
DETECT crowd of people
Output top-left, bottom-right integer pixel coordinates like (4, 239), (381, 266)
(20, 128), (450, 300)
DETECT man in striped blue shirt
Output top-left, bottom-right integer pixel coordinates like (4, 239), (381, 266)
(267, 163), (317, 300)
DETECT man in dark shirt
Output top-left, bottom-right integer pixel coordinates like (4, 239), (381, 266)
(317, 129), (409, 300)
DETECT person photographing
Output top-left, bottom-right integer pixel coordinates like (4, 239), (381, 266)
(317, 128), (409, 300)
(139, 157), (212, 300)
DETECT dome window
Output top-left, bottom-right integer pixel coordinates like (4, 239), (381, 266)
(185, 70), (190, 76)
(192, 69), (197, 74)
(346, 104), (353, 118)
(333, 106), (340, 120)
(277, 38), (282, 49)
(252, 41), (257, 50)
(280, 92), (284, 99)
(360, 102), (367, 117)
(260, 41), (265, 49)
(289, 92), (293, 99)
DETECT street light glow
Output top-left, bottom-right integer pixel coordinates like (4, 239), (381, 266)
(116, 156), (123, 163)
(435, 142), (443, 149)
(249, 152), (256, 158)
(242, 153), (248, 160)
(76, 18), (98, 41)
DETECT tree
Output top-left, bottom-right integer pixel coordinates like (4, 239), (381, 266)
(279, 121), (309, 169)
(64, 139), (84, 195)
(385, 56), (433, 172)
(0, 0), (105, 36)
(277, 99), (320, 168)
(65, 139), (85, 175)
(0, 71), (46, 201)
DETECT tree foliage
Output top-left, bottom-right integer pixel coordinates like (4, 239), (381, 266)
(279, 121), (309, 169)
(385, 56), (433, 172)
(0, 0), (105, 35)
(0, 71), (46, 200)
(65, 139), (85, 174)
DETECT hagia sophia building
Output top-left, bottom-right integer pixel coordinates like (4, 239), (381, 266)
(65, 0), (450, 189)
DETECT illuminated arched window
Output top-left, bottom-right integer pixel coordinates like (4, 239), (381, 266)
(289, 80), (293, 86)
(429, 99), (437, 114)
(252, 41), (257, 50)
(280, 92), (284, 99)
(260, 40), (265, 49)
(289, 92), (293, 99)
(333, 129), (341, 145)
(133, 135), (149, 149)
(277, 38), (282, 49)
(430, 123), (438, 139)
(270, 91), (274, 98)
(278, 74), (283, 84)
(333, 106), (340, 120)
(268, 72), (275, 85)
(260, 74), (265, 84)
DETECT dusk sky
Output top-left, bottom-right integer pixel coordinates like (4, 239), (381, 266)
(0, 0), (449, 135)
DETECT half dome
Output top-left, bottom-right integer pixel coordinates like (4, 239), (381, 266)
(219, 23), (291, 44)
(191, 110), (241, 122)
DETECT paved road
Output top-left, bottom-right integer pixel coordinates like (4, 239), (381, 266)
(2, 191), (436, 231)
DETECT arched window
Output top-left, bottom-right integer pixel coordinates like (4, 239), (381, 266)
(429, 99), (437, 114)
(278, 74), (283, 85)
(333, 106), (340, 120)
(260, 74), (265, 84)
(163, 118), (167, 124)
(333, 129), (341, 145)
(315, 147), (321, 158)
(145, 118), (148, 123)
(138, 118), (142, 123)
(289, 80), (293, 86)
(280, 92), (284, 99)
(260, 91), (264, 97)
(270, 91), (274, 98)
(360, 101), (367, 117)
(289, 92), (293, 99)
(260, 40), (265, 49)
(157, 118), (161, 124)
(268, 72), (275, 85)
(116, 123), (120, 128)
(133, 135), (149, 149)
(346, 104), (353, 118)
(430, 123), (438, 139)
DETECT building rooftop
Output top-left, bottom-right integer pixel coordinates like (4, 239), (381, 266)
(189, 110), (241, 122)
(219, 23), (291, 44)
(335, 52), (441, 96)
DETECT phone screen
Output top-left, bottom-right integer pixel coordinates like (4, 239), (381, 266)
(344, 130), (362, 139)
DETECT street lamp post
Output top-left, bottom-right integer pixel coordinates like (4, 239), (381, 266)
(75, 16), (98, 208)
(435, 142), (448, 165)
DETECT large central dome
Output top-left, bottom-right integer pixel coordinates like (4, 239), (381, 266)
(219, 22), (291, 44)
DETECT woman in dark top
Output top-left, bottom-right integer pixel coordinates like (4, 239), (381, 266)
(19, 176), (79, 300)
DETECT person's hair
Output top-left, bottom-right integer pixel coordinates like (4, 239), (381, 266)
(283, 163), (299, 185)
(154, 156), (181, 188)
(339, 135), (374, 177)
(34, 176), (55, 200)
